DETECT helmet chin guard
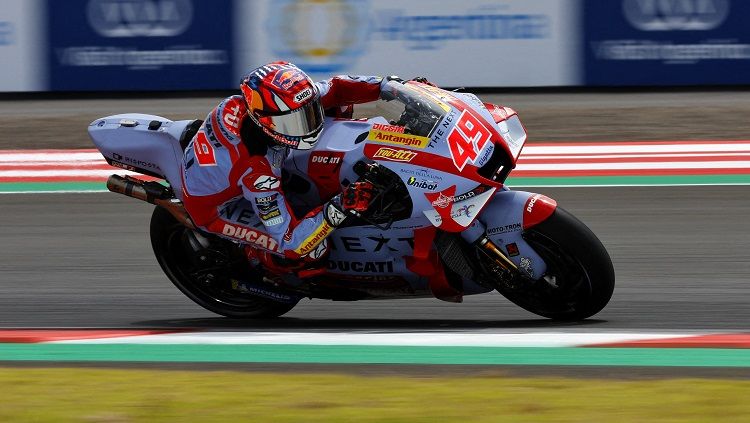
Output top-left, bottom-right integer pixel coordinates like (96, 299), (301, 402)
(257, 118), (323, 150)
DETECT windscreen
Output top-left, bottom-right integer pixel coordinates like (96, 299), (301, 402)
(372, 82), (449, 138)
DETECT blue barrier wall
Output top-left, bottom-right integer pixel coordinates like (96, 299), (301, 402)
(235, 0), (579, 88)
(47, 0), (233, 91)
(583, 0), (750, 86)
(4, 0), (750, 91)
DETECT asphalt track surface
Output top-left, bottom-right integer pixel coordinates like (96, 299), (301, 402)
(1, 186), (748, 331)
(6, 90), (750, 149)
(1, 92), (749, 333)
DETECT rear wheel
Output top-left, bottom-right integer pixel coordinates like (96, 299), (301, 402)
(150, 206), (297, 318)
(493, 207), (615, 320)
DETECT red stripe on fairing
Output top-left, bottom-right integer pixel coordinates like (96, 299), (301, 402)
(0, 329), (190, 343)
(518, 154), (750, 164)
(0, 176), (160, 183)
(1, 142), (750, 157)
(0, 149), (100, 154)
(513, 168), (750, 177)
(423, 185), (461, 231)
(5, 167), (750, 183)
(363, 144), (501, 187)
(0, 164), (115, 170)
(5, 154), (750, 168)
(523, 140), (750, 148)
(588, 333), (750, 349)
(0, 176), (103, 182)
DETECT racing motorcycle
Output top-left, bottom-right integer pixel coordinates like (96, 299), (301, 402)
(88, 81), (614, 320)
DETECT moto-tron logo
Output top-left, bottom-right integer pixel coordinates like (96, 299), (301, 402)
(623, 0), (729, 31)
(87, 0), (193, 37)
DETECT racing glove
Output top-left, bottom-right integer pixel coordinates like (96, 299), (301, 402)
(343, 181), (375, 213)
(323, 181), (376, 227)
(386, 75), (436, 86)
(410, 76), (437, 87)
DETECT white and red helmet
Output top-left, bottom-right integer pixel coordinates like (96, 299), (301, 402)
(240, 62), (324, 150)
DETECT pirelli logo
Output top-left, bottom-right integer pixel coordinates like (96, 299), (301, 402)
(372, 147), (417, 162)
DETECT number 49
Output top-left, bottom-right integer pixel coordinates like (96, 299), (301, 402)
(447, 110), (493, 171)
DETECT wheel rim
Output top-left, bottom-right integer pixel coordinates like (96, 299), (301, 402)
(160, 222), (275, 311)
(501, 230), (595, 317)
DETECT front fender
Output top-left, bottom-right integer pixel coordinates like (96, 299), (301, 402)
(478, 190), (557, 279)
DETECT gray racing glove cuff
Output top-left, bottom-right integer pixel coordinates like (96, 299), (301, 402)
(323, 194), (348, 227)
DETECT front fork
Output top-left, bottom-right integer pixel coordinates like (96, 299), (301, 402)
(460, 189), (558, 283)
(460, 219), (519, 277)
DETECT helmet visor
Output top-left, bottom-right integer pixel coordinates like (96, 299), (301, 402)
(265, 101), (324, 137)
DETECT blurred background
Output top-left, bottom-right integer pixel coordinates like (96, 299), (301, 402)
(2, 0), (748, 93)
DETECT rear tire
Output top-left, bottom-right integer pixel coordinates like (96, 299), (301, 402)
(150, 206), (297, 318)
(496, 207), (615, 320)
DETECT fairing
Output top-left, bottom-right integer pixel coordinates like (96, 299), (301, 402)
(90, 83), (557, 300)
(88, 113), (193, 199)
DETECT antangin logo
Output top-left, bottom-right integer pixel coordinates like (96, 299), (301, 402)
(368, 127), (429, 149)
(295, 222), (333, 256)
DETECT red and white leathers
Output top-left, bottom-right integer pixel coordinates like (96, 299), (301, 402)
(181, 75), (385, 263)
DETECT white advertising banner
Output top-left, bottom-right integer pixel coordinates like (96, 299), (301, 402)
(0, 0), (44, 91)
(236, 0), (580, 87)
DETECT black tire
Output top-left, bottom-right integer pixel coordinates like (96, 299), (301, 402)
(496, 207), (615, 320)
(149, 206), (297, 318)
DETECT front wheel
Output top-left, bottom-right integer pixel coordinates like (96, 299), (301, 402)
(495, 207), (615, 320)
(150, 206), (297, 318)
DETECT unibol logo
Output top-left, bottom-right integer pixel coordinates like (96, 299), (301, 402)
(87, 0), (193, 37)
(623, 0), (729, 31)
(406, 177), (438, 190)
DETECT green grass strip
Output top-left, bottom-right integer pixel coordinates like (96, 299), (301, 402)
(0, 367), (748, 422)
(1, 344), (749, 367)
(4, 173), (750, 193)
(0, 181), (105, 192)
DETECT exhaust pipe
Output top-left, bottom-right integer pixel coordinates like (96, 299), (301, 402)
(107, 175), (196, 229)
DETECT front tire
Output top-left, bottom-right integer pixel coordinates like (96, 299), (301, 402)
(150, 206), (297, 318)
(496, 207), (615, 320)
